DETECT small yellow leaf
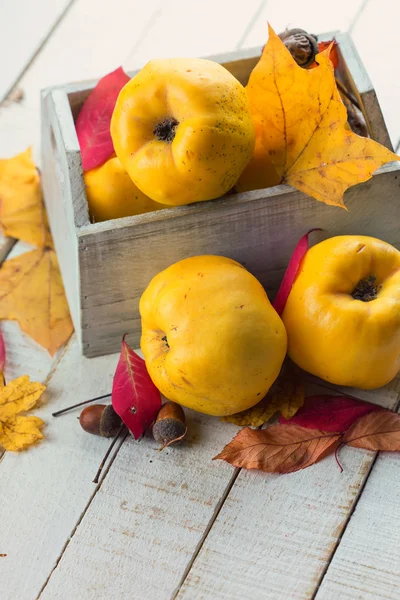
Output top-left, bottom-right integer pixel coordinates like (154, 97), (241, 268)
(0, 375), (46, 451)
(0, 248), (73, 355)
(223, 365), (305, 427)
(223, 396), (280, 427)
(237, 25), (399, 207)
(0, 415), (44, 451)
(0, 148), (52, 247)
(275, 380), (305, 420)
(0, 375), (45, 421)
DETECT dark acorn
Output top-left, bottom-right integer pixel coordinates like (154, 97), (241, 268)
(79, 404), (122, 438)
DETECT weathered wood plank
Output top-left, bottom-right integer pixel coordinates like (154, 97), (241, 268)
(38, 366), (238, 599)
(0, 0), (73, 103)
(122, 0), (265, 69)
(351, 1), (400, 147)
(238, 0), (366, 48)
(0, 340), (117, 599)
(316, 448), (400, 599)
(77, 164), (400, 357)
(175, 376), (400, 600)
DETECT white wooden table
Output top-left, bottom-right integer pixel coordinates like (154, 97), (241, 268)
(1, 1), (400, 598)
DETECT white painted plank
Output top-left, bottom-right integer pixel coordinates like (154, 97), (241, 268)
(351, 0), (400, 146)
(316, 431), (400, 597)
(238, 0), (366, 48)
(0, 336), (239, 600)
(124, 0), (265, 69)
(0, 339), (115, 599)
(0, 0), (164, 162)
(176, 377), (400, 600)
(0, 0), (72, 102)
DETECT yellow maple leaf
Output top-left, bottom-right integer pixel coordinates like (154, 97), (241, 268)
(237, 25), (399, 208)
(0, 247), (73, 355)
(0, 375), (45, 451)
(0, 148), (52, 247)
(223, 365), (305, 427)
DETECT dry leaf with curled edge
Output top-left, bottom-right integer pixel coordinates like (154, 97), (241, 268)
(0, 247), (73, 355)
(0, 148), (52, 247)
(343, 410), (400, 451)
(0, 375), (45, 451)
(223, 366), (304, 427)
(237, 25), (399, 208)
(214, 425), (340, 473)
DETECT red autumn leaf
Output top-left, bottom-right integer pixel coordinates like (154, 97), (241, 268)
(0, 328), (5, 373)
(309, 41), (339, 70)
(112, 336), (161, 439)
(76, 67), (130, 171)
(280, 395), (382, 433)
(343, 410), (400, 451)
(214, 424), (340, 473)
(273, 230), (320, 315)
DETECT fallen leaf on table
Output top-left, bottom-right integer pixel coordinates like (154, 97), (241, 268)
(214, 425), (340, 473)
(0, 247), (73, 355)
(280, 394), (382, 432)
(222, 395), (281, 427)
(0, 328), (5, 377)
(0, 148), (52, 247)
(344, 410), (400, 450)
(76, 67), (130, 171)
(237, 25), (399, 207)
(223, 363), (305, 427)
(112, 336), (161, 439)
(0, 375), (45, 451)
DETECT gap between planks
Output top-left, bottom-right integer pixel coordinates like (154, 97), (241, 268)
(311, 390), (400, 599)
(171, 468), (241, 600)
(0, 0), (78, 104)
(36, 430), (128, 600)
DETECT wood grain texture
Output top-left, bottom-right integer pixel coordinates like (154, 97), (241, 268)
(335, 32), (392, 149)
(176, 377), (400, 600)
(351, 1), (400, 147)
(316, 448), (400, 599)
(39, 394), (238, 599)
(78, 163), (400, 357)
(0, 339), (117, 600)
(0, 0), (73, 102)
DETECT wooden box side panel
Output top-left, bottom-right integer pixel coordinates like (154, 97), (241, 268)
(334, 32), (392, 149)
(78, 165), (400, 357)
(40, 90), (84, 336)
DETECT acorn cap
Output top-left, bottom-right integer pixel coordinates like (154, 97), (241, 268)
(153, 401), (187, 448)
(100, 404), (123, 438)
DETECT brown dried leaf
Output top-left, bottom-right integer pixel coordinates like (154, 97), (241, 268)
(344, 410), (400, 451)
(214, 425), (340, 473)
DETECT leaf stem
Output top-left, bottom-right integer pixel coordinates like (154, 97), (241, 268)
(52, 393), (111, 417)
(334, 443), (344, 473)
(93, 424), (128, 484)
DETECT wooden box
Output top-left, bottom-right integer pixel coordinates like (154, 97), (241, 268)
(41, 33), (399, 358)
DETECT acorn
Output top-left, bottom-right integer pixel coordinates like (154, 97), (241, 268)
(152, 401), (187, 449)
(279, 28), (319, 68)
(79, 404), (122, 438)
